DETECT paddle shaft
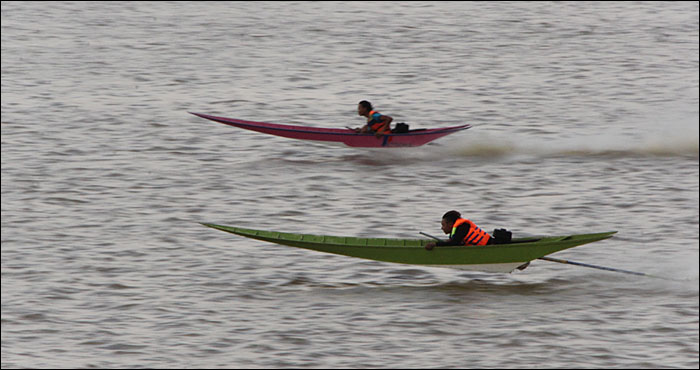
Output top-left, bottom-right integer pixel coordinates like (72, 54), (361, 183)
(537, 256), (648, 276)
(420, 231), (441, 241)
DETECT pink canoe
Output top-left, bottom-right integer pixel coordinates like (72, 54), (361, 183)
(190, 112), (470, 148)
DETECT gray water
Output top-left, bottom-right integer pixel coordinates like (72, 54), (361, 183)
(1, 1), (698, 368)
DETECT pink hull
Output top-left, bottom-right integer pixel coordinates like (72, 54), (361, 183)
(190, 112), (470, 148)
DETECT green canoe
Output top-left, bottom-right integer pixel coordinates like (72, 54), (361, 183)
(202, 223), (617, 273)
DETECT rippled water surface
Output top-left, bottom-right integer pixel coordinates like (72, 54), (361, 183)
(2, 2), (698, 368)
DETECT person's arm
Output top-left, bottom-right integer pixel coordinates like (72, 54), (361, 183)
(379, 114), (393, 126)
(425, 223), (471, 250)
(374, 115), (393, 136)
(436, 223), (469, 246)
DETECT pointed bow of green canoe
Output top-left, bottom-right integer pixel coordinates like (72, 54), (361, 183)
(201, 223), (616, 272)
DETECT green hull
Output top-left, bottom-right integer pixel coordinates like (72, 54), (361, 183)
(203, 223), (617, 273)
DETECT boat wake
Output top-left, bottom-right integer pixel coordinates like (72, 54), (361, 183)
(444, 129), (699, 159)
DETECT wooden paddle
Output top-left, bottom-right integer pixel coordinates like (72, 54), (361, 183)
(536, 256), (679, 280)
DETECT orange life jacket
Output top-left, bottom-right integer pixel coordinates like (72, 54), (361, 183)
(368, 110), (390, 134)
(452, 218), (492, 246)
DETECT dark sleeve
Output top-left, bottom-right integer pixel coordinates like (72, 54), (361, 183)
(436, 223), (471, 246)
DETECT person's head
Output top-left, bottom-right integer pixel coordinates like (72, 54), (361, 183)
(441, 210), (462, 234)
(358, 100), (373, 116)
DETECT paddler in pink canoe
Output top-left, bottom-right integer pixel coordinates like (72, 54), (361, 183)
(354, 100), (393, 137)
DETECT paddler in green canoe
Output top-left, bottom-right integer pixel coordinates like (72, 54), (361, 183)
(354, 100), (393, 137)
(425, 210), (495, 250)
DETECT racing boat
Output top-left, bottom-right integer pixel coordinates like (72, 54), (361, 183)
(202, 223), (617, 273)
(190, 112), (470, 147)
